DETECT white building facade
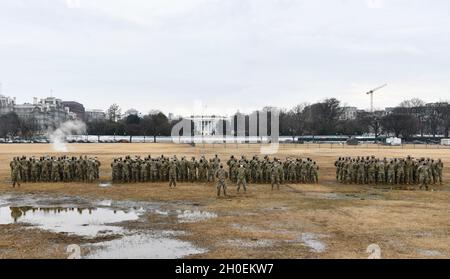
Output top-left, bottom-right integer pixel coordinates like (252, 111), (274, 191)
(186, 115), (228, 136)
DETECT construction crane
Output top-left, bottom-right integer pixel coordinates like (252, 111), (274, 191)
(366, 83), (387, 112)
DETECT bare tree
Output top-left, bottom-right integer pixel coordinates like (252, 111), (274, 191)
(123, 114), (142, 142)
(142, 112), (171, 142)
(20, 117), (40, 139)
(304, 98), (343, 135)
(0, 112), (21, 139)
(382, 113), (417, 138)
(107, 103), (122, 122)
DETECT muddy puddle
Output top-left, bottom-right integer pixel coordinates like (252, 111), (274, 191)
(0, 194), (212, 258)
(85, 231), (206, 259)
(299, 233), (326, 253)
(0, 206), (139, 237)
(98, 182), (112, 188)
(418, 249), (444, 257)
(176, 210), (218, 223)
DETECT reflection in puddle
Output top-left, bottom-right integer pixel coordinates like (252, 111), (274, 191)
(0, 206), (139, 237)
(85, 232), (206, 259)
(177, 210), (217, 223)
(0, 195), (211, 258)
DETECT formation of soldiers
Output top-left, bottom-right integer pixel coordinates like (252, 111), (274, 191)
(9, 156), (101, 187)
(110, 155), (223, 185)
(226, 155), (319, 187)
(110, 155), (319, 196)
(335, 156), (444, 190)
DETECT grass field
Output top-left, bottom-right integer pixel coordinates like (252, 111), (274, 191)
(0, 143), (449, 259)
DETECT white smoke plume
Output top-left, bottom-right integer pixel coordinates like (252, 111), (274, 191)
(48, 120), (87, 152)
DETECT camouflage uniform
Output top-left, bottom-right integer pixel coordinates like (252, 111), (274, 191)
(11, 158), (22, 187)
(168, 160), (178, 188)
(311, 162), (319, 183)
(271, 161), (281, 190)
(188, 157), (198, 182)
(215, 165), (228, 197)
(418, 162), (430, 190)
(236, 165), (247, 192)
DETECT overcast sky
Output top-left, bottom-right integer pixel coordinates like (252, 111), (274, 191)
(1, 0), (450, 116)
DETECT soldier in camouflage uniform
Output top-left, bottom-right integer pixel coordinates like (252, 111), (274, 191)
(227, 155), (237, 183)
(63, 159), (71, 182)
(236, 164), (247, 193)
(387, 160), (396, 186)
(31, 157), (40, 182)
(377, 159), (385, 184)
(335, 157), (342, 181)
(367, 159), (376, 185)
(397, 158), (405, 186)
(168, 159), (178, 188)
(140, 159), (148, 182)
(271, 159), (281, 190)
(215, 164), (228, 197)
(188, 157), (197, 182)
(255, 159), (263, 184)
(418, 162), (430, 190)
(207, 158), (215, 182)
(436, 159), (443, 185)
(288, 159), (297, 183)
(111, 159), (119, 183)
(11, 157), (22, 188)
(311, 161), (319, 183)
(179, 157), (188, 182)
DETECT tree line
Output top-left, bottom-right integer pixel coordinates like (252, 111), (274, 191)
(279, 98), (450, 139)
(86, 105), (176, 142)
(1, 98), (449, 140)
(90, 99), (450, 140)
(0, 112), (40, 140)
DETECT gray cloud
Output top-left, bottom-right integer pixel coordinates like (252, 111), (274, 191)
(1, 0), (449, 116)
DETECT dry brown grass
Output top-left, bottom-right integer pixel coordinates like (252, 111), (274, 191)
(0, 143), (449, 259)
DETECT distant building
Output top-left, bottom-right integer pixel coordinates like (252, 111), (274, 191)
(85, 109), (106, 122)
(373, 110), (388, 117)
(3, 97), (74, 130)
(384, 107), (396, 114)
(168, 113), (181, 122)
(186, 115), (227, 136)
(0, 95), (16, 115)
(62, 101), (85, 120)
(340, 107), (358, 120)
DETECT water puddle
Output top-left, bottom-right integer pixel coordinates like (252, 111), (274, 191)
(85, 232), (206, 259)
(224, 239), (274, 248)
(418, 249), (444, 257)
(299, 233), (326, 253)
(176, 210), (218, 223)
(99, 182), (112, 188)
(0, 194), (210, 258)
(0, 206), (139, 237)
(96, 200), (113, 207)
